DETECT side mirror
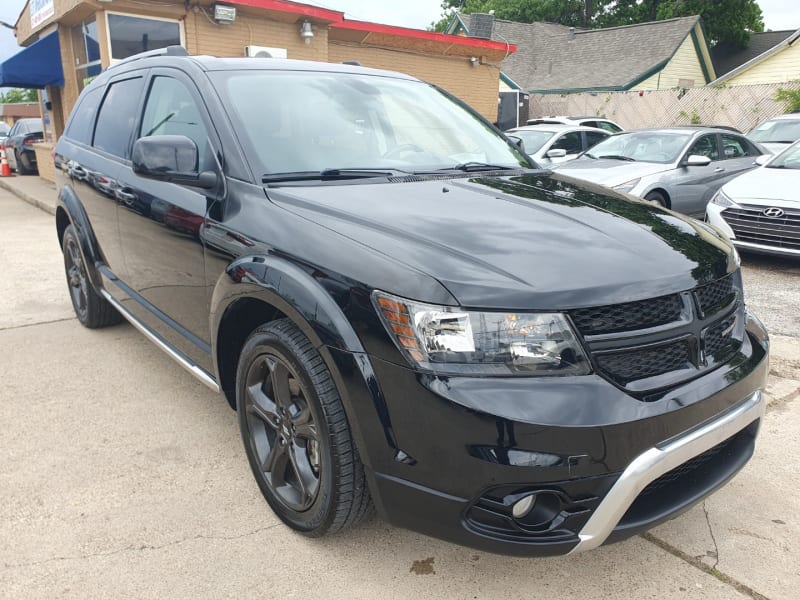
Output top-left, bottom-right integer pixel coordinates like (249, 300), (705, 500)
(507, 135), (525, 153)
(546, 148), (568, 158)
(132, 135), (217, 189)
(685, 154), (712, 167)
(754, 154), (770, 166)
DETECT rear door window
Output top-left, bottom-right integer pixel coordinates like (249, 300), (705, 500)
(550, 131), (582, 154)
(584, 130), (609, 149)
(720, 133), (754, 158)
(93, 76), (145, 159)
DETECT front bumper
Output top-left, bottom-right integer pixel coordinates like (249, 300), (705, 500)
(334, 310), (769, 556)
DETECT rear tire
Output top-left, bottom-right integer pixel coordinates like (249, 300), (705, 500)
(61, 225), (122, 328)
(644, 190), (667, 208)
(15, 151), (31, 175)
(237, 319), (372, 536)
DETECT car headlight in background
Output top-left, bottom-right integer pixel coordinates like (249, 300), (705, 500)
(613, 178), (640, 194)
(372, 291), (590, 376)
(711, 189), (739, 208)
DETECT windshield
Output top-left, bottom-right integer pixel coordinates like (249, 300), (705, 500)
(507, 129), (555, 154)
(210, 70), (530, 177)
(767, 141), (800, 169)
(585, 131), (691, 163)
(748, 119), (800, 143)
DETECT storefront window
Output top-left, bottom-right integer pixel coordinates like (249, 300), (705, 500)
(107, 14), (182, 61)
(71, 18), (102, 93)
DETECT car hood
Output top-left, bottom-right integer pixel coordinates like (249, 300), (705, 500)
(723, 167), (800, 203)
(553, 158), (672, 187)
(266, 173), (735, 309)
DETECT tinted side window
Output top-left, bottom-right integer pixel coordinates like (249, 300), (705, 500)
(550, 131), (582, 154)
(597, 121), (622, 133)
(139, 76), (209, 168)
(93, 77), (145, 159)
(721, 134), (753, 158)
(64, 87), (103, 145)
(687, 134), (719, 160)
(585, 130), (609, 148)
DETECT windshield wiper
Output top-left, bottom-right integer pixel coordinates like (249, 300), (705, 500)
(766, 164), (787, 169)
(584, 152), (597, 159)
(598, 154), (636, 162)
(262, 168), (404, 184)
(446, 162), (519, 172)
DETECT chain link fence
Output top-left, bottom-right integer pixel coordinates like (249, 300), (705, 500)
(529, 82), (799, 132)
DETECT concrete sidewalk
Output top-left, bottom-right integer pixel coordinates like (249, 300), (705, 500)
(1, 177), (798, 599)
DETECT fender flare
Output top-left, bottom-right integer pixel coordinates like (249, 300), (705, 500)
(56, 184), (106, 291)
(210, 254), (399, 462)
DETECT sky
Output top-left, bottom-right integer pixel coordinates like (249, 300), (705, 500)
(1, 0), (799, 62)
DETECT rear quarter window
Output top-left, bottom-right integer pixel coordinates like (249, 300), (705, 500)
(64, 87), (103, 145)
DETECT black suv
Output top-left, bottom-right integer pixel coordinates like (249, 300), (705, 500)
(54, 47), (769, 556)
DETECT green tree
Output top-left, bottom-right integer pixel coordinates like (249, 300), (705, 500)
(0, 88), (38, 103)
(433, 0), (764, 47)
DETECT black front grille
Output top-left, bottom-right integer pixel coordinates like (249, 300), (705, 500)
(570, 294), (682, 336)
(695, 274), (735, 315)
(723, 205), (800, 250)
(705, 314), (737, 360)
(595, 340), (692, 385)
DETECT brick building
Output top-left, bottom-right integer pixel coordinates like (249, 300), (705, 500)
(4, 0), (515, 166)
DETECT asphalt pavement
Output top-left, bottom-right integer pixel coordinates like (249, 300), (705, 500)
(1, 182), (798, 600)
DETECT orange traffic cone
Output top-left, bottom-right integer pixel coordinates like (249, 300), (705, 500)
(0, 149), (11, 177)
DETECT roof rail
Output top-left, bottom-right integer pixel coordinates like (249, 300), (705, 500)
(106, 45), (189, 71)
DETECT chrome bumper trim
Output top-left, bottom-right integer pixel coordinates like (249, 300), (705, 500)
(100, 289), (220, 393)
(569, 389), (764, 553)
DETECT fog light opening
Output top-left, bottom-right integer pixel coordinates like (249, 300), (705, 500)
(512, 494), (536, 519)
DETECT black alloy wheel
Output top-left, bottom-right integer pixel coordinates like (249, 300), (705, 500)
(237, 319), (372, 536)
(61, 225), (121, 328)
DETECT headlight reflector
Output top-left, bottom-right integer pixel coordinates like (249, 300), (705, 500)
(613, 178), (640, 194)
(373, 291), (590, 376)
(711, 189), (738, 208)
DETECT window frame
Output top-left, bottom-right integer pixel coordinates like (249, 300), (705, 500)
(104, 11), (186, 65)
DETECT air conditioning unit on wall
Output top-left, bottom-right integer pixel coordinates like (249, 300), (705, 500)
(245, 46), (287, 58)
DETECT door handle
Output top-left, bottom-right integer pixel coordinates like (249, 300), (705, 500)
(714, 167), (725, 172)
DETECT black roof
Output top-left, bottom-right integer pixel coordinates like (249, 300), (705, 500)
(711, 30), (797, 79)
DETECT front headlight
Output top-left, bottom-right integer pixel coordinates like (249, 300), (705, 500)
(613, 178), (640, 194)
(372, 291), (591, 376)
(711, 188), (738, 208)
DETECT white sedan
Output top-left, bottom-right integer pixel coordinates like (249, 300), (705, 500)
(505, 124), (610, 166)
(706, 139), (800, 257)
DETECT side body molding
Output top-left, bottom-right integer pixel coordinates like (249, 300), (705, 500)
(209, 254), (399, 467)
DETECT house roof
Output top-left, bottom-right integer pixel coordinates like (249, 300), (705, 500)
(473, 14), (703, 93)
(711, 30), (798, 78)
(710, 28), (800, 84)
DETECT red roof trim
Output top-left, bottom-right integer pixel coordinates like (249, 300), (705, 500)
(228, 0), (343, 22)
(331, 19), (516, 53)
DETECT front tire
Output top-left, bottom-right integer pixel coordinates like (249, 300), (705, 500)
(237, 319), (372, 536)
(61, 225), (121, 328)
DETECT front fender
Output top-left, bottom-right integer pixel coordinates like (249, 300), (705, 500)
(210, 254), (400, 469)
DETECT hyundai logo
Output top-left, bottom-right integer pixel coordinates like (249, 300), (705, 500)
(762, 207), (785, 218)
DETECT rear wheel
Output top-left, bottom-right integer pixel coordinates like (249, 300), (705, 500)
(61, 225), (122, 328)
(644, 190), (667, 208)
(15, 150), (31, 175)
(237, 319), (372, 536)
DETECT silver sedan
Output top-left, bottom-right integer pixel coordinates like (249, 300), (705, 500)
(706, 139), (800, 258)
(554, 127), (768, 216)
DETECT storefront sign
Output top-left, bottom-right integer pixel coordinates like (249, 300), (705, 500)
(30, 0), (55, 29)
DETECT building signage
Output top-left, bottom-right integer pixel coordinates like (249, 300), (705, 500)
(30, 0), (55, 29)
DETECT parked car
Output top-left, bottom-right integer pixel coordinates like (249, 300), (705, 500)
(526, 115), (624, 133)
(746, 114), (800, 155)
(554, 127), (767, 216)
(505, 124), (610, 166)
(4, 117), (43, 175)
(54, 48), (768, 557)
(706, 139), (800, 257)
(0, 121), (10, 146)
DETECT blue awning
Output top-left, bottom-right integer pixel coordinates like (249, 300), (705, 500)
(0, 31), (64, 89)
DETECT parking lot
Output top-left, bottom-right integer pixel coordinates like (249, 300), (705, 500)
(1, 184), (798, 599)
